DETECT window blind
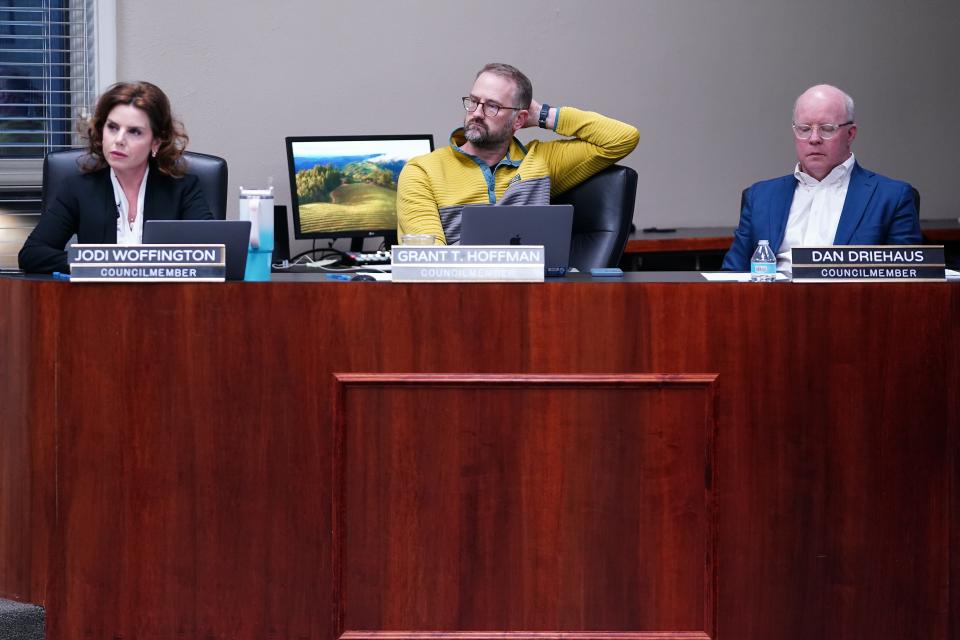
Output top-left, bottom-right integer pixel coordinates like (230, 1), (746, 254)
(1, 0), (96, 159)
(0, 0), (97, 265)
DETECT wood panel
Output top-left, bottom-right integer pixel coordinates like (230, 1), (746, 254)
(0, 279), (56, 605)
(0, 276), (956, 640)
(951, 285), (960, 640)
(47, 283), (330, 639)
(0, 280), (30, 599)
(333, 374), (717, 639)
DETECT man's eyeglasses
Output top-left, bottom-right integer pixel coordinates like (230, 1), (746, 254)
(462, 96), (524, 117)
(792, 121), (854, 140)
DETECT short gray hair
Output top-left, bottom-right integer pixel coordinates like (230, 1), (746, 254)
(839, 90), (855, 122)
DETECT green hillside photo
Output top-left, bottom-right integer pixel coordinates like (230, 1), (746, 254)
(297, 183), (397, 233)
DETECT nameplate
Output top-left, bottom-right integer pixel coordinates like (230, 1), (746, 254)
(391, 245), (545, 282)
(791, 245), (945, 282)
(67, 244), (226, 282)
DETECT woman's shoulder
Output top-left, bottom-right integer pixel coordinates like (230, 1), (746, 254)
(52, 165), (109, 198)
(69, 164), (109, 181)
(149, 168), (200, 190)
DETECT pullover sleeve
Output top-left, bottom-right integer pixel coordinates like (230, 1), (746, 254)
(541, 107), (639, 195)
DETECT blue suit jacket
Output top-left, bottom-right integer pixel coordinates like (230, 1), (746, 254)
(722, 163), (921, 271)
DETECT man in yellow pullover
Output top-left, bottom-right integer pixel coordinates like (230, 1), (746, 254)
(397, 63), (639, 245)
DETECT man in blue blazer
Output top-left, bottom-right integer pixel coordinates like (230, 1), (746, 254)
(722, 84), (921, 272)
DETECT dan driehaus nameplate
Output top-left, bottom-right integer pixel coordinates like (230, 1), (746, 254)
(791, 245), (945, 282)
(392, 245), (545, 282)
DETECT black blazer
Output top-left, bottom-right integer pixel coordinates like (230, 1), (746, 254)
(18, 167), (213, 274)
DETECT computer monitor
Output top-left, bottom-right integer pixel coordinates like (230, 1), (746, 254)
(285, 134), (434, 246)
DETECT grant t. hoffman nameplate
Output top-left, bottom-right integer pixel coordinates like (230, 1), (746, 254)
(392, 245), (545, 282)
(67, 244), (226, 282)
(792, 245), (945, 282)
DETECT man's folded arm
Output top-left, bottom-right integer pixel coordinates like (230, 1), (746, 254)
(541, 107), (639, 195)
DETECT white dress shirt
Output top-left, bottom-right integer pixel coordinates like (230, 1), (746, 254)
(111, 166), (149, 245)
(777, 153), (856, 272)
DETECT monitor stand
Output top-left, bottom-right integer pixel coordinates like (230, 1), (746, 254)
(349, 231), (398, 252)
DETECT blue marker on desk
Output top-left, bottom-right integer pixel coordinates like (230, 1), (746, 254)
(326, 273), (352, 281)
(52, 272), (71, 281)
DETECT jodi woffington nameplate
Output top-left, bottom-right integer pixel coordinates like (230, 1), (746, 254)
(791, 245), (945, 282)
(67, 244), (226, 282)
(392, 245), (545, 282)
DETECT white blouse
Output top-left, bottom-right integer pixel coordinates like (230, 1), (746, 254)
(110, 166), (149, 245)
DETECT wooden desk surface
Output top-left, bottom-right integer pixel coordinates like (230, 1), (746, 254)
(2, 277), (957, 640)
(625, 218), (960, 254)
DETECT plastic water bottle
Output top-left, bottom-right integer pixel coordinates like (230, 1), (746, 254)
(239, 185), (274, 281)
(750, 240), (777, 282)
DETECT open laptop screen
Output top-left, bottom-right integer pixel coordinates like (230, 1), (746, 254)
(460, 204), (573, 276)
(143, 220), (251, 281)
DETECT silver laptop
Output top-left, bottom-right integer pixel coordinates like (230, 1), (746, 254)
(143, 220), (251, 281)
(460, 204), (574, 277)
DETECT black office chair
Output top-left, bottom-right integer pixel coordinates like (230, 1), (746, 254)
(42, 149), (229, 219)
(553, 164), (638, 271)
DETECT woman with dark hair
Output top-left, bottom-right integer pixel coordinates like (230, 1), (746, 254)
(18, 81), (213, 273)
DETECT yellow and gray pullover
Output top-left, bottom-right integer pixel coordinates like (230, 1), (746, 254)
(397, 107), (639, 244)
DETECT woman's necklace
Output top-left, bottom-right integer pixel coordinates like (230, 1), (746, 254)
(116, 176), (143, 232)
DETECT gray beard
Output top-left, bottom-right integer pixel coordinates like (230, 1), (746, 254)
(464, 121), (511, 149)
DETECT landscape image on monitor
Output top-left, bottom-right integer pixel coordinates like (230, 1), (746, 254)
(290, 138), (432, 234)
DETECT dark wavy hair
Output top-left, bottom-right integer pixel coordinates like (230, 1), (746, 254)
(83, 81), (189, 177)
